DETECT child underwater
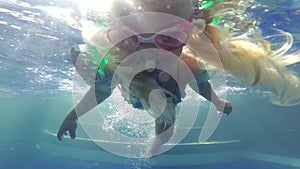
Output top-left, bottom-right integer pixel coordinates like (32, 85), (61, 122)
(57, 0), (300, 156)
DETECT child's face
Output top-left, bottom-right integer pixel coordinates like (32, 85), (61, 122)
(110, 0), (194, 57)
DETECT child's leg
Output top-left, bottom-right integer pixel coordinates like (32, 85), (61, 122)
(150, 101), (176, 155)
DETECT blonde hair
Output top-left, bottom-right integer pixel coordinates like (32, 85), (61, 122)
(185, 1), (300, 106)
(111, 0), (193, 20)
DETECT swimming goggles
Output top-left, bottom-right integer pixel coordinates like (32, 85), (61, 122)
(107, 14), (194, 51)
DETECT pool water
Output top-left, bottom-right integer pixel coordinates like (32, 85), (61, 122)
(0, 0), (299, 168)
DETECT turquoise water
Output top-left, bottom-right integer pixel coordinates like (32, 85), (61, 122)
(0, 0), (300, 168)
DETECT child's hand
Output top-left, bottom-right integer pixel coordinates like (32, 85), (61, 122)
(216, 99), (233, 116)
(57, 117), (77, 141)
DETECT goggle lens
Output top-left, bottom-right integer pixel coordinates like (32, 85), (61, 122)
(111, 33), (187, 51)
(155, 31), (187, 50)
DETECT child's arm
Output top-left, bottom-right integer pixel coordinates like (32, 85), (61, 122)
(57, 86), (111, 141)
(195, 80), (232, 115)
(181, 53), (232, 115)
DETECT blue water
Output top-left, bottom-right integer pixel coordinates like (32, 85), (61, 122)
(1, 0), (300, 168)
